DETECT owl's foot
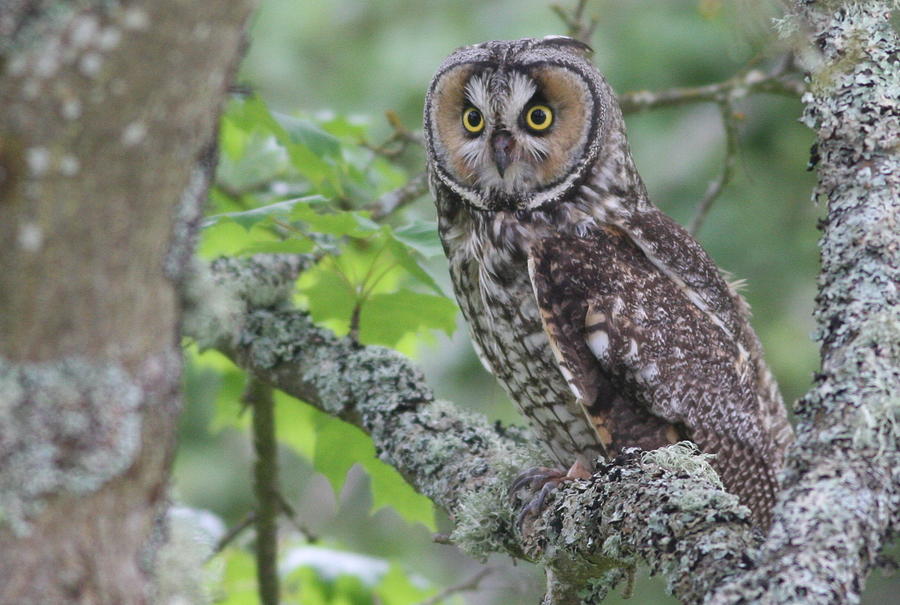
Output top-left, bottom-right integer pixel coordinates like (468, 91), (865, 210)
(509, 459), (592, 533)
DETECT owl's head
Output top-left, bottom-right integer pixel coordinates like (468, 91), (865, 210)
(424, 36), (614, 212)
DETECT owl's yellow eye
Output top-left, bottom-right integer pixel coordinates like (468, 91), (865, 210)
(524, 105), (553, 132)
(462, 107), (484, 134)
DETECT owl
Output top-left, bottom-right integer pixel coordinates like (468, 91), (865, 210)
(423, 36), (794, 527)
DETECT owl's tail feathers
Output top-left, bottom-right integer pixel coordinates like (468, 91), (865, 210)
(711, 443), (780, 529)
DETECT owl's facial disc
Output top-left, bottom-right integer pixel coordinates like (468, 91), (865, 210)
(427, 59), (597, 211)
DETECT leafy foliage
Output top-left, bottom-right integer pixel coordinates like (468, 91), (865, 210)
(188, 93), (454, 602)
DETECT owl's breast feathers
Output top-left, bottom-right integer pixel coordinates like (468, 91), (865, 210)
(527, 211), (793, 526)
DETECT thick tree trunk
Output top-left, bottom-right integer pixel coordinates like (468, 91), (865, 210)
(0, 2), (256, 602)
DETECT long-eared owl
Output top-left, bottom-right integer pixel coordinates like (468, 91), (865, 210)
(423, 36), (794, 526)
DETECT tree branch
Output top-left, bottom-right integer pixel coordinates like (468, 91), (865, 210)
(369, 172), (430, 221)
(209, 511), (256, 560)
(551, 0), (598, 45)
(245, 378), (280, 605)
(415, 566), (494, 605)
(706, 2), (900, 601)
(618, 67), (805, 115)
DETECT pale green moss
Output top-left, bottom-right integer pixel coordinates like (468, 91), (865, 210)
(640, 441), (723, 488)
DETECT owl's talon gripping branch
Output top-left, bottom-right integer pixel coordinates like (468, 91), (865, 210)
(510, 460), (592, 532)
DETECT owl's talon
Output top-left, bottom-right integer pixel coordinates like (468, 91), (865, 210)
(510, 461), (591, 534)
(508, 466), (565, 500)
(514, 475), (565, 532)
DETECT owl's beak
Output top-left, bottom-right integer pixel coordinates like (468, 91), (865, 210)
(491, 130), (514, 177)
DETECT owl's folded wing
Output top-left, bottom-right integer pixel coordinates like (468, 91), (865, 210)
(526, 226), (780, 525)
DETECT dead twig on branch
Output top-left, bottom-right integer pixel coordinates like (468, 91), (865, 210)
(689, 99), (741, 235)
(552, 0), (598, 44)
(414, 567), (495, 605)
(208, 511), (256, 560)
(362, 109), (424, 159)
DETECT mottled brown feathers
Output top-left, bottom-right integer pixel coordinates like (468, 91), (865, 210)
(425, 37), (793, 527)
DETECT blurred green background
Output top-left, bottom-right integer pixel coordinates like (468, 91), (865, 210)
(172, 1), (897, 603)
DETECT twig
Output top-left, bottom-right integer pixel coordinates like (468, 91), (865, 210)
(276, 491), (320, 543)
(369, 172), (429, 221)
(618, 67), (805, 115)
(362, 110), (423, 159)
(415, 567), (495, 605)
(245, 378), (280, 605)
(208, 511), (256, 560)
(689, 99), (741, 235)
(551, 0), (597, 44)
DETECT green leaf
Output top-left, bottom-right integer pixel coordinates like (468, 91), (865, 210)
(309, 404), (435, 530)
(208, 369), (249, 433)
(291, 205), (380, 238)
(204, 196), (326, 230)
(199, 219), (271, 258)
(232, 96), (345, 196)
(286, 565), (371, 605)
(301, 267), (357, 331)
(319, 114), (370, 140)
(376, 565), (433, 605)
(240, 237), (316, 256)
(273, 112), (342, 159)
(274, 391), (317, 460)
(219, 113), (249, 161)
(389, 221), (444, 258)
(218, 547), (258, 605)
(312, 413), (374, 495)
(384, 237), (446, 297)
(359, 290), (456, 347)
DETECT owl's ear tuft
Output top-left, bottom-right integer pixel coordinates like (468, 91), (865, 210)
(540, 35), (593, 57)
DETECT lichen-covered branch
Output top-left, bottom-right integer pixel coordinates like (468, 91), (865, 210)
(183, 255), (761, 603)
(707, 1), (900, 602)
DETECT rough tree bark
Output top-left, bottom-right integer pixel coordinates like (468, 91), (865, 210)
(0, 2), (256, 603)
(179, 1), (898, 603)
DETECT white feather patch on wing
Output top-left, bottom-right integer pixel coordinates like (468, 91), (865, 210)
(586, 330), (610, 359)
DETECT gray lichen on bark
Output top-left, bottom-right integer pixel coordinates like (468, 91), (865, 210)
(0, 357), (142, 535)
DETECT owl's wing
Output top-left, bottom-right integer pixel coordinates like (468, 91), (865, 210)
(527, 224), (780, 524)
